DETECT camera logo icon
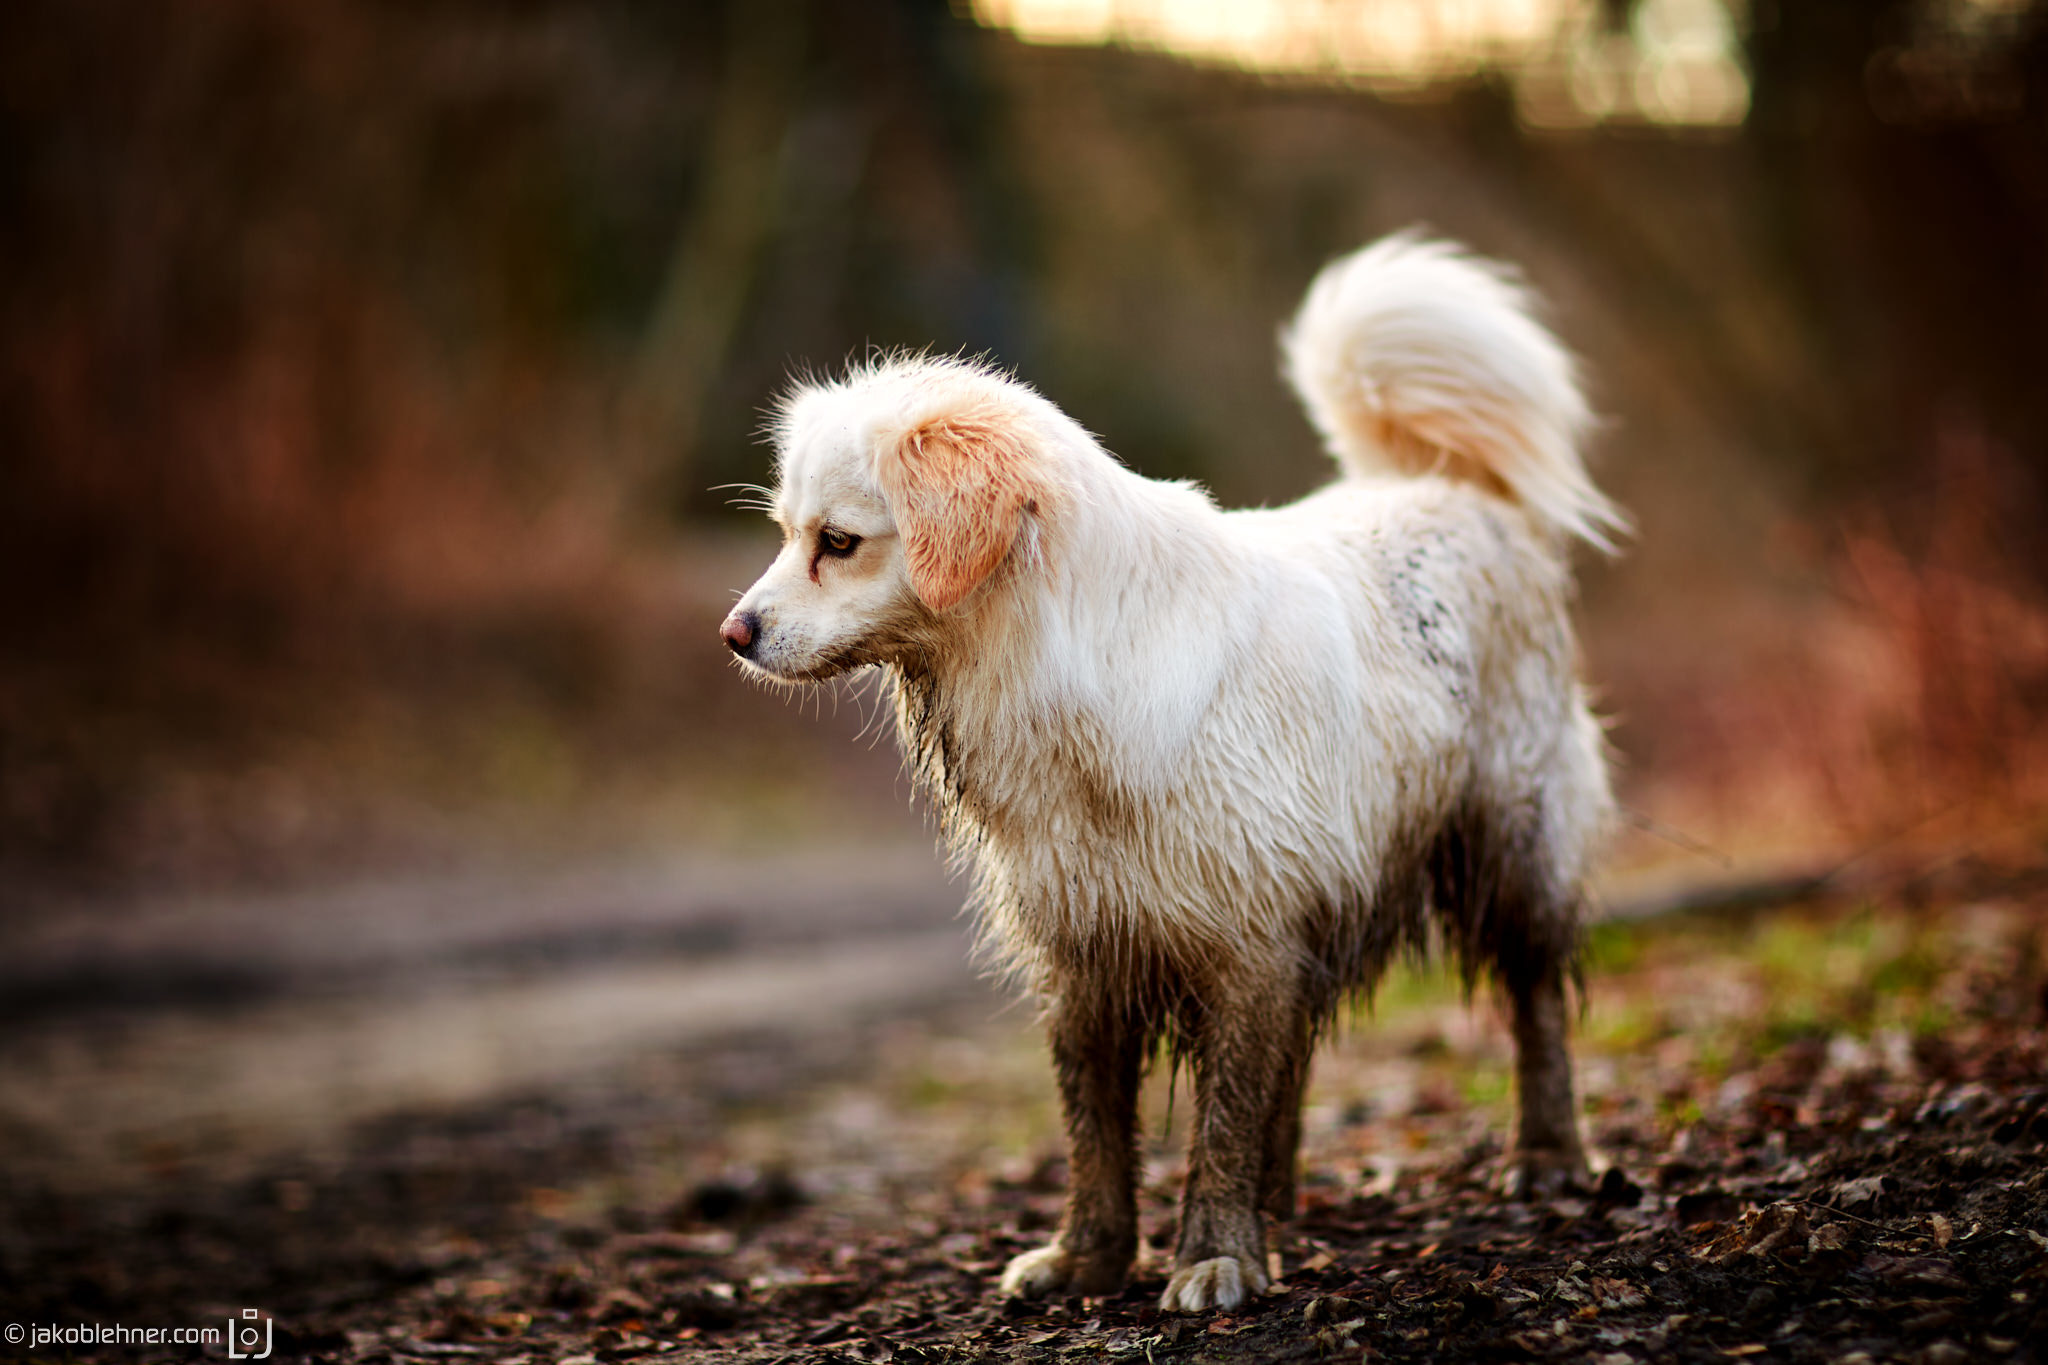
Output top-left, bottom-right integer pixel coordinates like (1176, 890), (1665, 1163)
(226, 1308), (272, 1360)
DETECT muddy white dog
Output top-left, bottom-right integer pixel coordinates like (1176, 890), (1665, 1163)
(721, 235), (1624, 1312)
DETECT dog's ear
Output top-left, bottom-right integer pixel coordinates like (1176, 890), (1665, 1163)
(879, 411), (1047, 612)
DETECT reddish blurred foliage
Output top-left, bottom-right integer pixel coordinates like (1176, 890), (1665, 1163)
(1606, 426), (2048, 863)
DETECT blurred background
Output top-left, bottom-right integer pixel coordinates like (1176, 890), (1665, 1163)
(3, 0), (2047, 1337)
(7, 0), (2047, 903)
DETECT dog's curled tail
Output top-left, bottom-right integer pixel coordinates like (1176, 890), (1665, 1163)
(1281, 233), (1627, 553)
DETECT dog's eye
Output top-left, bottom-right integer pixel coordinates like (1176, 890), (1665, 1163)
(819, 528), (861, 558)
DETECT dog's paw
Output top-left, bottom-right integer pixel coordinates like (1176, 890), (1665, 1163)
(999, 1244), (1073, 1298)
(1503, 1145), (1592, 1200)
(1158, 1254), (1267, 1313)
(999, 1240), (1133, 1298)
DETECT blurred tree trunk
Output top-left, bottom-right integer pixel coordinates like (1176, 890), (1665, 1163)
(621, 0), (806, 504)
(1743, 0), (2048, 529)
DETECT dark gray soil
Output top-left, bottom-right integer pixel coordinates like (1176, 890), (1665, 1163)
(5, 890), (2046, 1365)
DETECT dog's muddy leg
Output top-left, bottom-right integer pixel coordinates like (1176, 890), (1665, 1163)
(1258, 1004), (1316, 1224)
(1506, 964), (1589, 1196)
(999, 994), (1145, 1298)
(1161, 980), (1296, 1312)
(1451, 803), (1591, 1198)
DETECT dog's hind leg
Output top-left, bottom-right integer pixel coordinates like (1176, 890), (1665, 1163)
(1498, 709), (1614, 1195)
(1504, 960), (1589, 1196)
(999, 991), (1146, 1298)
(1489, 837), (1592, 1195)
(1433, 800), (1592, 1196)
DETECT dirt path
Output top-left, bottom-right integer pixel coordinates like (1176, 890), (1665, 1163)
(0, 929), (977, 1193)
(1, 845), (960, 1011)
(0, 843), (982, 1194)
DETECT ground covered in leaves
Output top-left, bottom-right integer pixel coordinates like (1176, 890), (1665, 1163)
(6, 877), (2048, 1364)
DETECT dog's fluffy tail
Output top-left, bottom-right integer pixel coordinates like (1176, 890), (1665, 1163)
(1281, 233), (1627, 552)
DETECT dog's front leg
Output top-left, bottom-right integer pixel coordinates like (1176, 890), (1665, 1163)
(1160, 981), (1291, 1312)
(1259, 1000), (1317, 1223)
(999, 993), (1145, 1298)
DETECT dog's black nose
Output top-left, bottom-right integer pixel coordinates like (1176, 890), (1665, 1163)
(721, 609), (760, 657)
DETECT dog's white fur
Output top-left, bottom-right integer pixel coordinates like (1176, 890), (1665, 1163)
(725, 234), (1622, 1312)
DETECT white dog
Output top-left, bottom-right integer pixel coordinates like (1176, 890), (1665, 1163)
(721, 235), (1624, 1312)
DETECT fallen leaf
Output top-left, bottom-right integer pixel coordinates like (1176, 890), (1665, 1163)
(1809, 1223), (1851, 1253)
(1866, 1255), (1969, 1293)
(1591, 1276), (1646, 1309)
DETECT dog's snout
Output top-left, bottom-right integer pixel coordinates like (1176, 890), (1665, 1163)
(721, 609), (761, 657)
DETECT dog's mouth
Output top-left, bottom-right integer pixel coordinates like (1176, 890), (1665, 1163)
(734, 643), (873, 686)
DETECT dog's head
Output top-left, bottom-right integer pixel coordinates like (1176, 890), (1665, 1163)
(721, 358), (1059, 682)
